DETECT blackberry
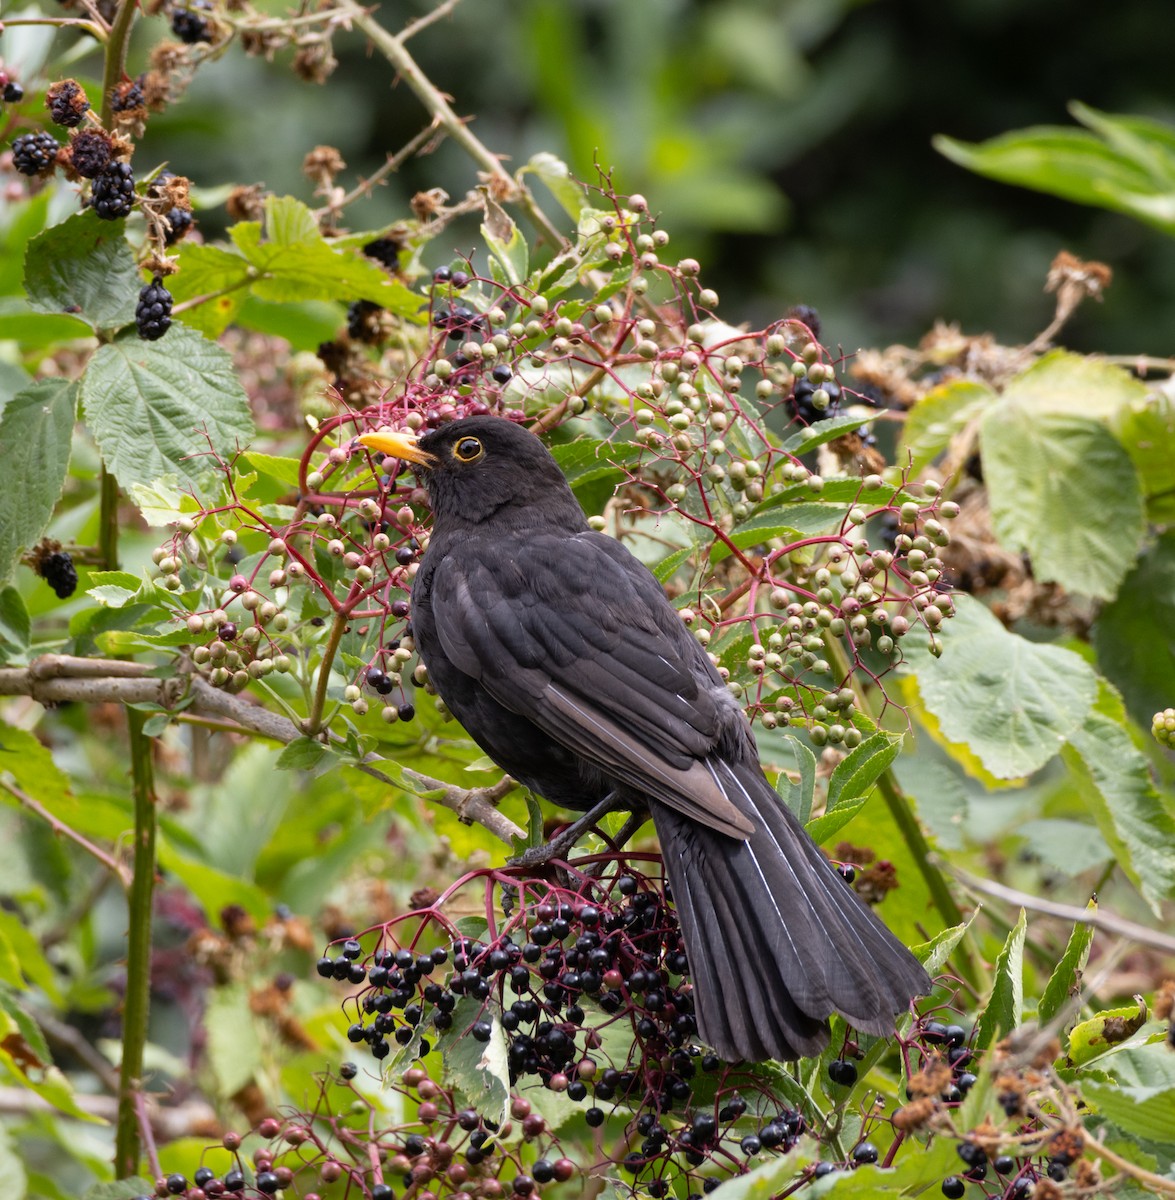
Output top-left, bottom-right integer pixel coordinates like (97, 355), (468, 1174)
(347, 299), (384, 343)
(91, 161), (135, 220)
(3, 82), (25, 104)
(111, 77), (146, 113)
(171, 5), (213, 43)
(135, 277), (173, 341)
(11, 132), (60, 176)
(41, 551), (78, 599)
(68, 130), (113, 179)
(363, 236), (403, 268)
(47, 79), (89, 127)
(164, 206), (193, 244)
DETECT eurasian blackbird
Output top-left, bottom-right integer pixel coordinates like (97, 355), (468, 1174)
(359, 416), (930, 1061)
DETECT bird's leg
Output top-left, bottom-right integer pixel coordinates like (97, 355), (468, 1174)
(509, 791), (625, 868)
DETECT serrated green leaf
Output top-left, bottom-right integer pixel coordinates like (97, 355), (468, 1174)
(900, 595), (1097, 779)
(88, 585), (137, 607)
(166, 243), (253, 338)
(981, 403), (1144, 600)
(436, 997), (510, 1125)
(0, 910), (62, 1004)
(125, 475), (189, 527)
(81, 326), (254, 491)
(912, 916), (974, 976)
(651, 544), (695, 583)
(1067, 998), (1149, 1066)
(1038, 904), (1097, 1025)
(0, 298), (92, 347)
(0, 379), (78, 587)
(898, 379), (995, 472)
(974, 907), (1026, 1050)
(805, 734), (901, 844)
(1111, 388), (1175, 519)
(1083, 1080), (1175, 1147)
(550, 437), (643, 488)
(706, 1147), (812, 1199)
(0, 721), (73, 810)
(82, 1181), (158, 1200)
(1063, 680), (1175, 914)
(24, 209), (140, 329)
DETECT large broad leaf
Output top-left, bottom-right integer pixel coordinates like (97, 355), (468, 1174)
(1111, 388), (1175, 522)
(0, 380), (78, 586)
(804, 732), (901, 844)
(518, 151), (587, 220)
(900, 596), (1097, 780)
(974, 908), (1026, 1051)
(981, 400), (1144, 601)
(1083, 1080), (1175, 1147)
(1093, 531), (1175, 729)
(205, 983), (263, 1097)
(1063, 680), (1175, 915)
(24, 209), (140, 330)
(166, 243), (254, 338)
(780, 412), (872, 456)
(80, 325), (254, 490)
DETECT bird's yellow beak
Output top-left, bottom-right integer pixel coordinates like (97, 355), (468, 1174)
(357, 429), (437, 468)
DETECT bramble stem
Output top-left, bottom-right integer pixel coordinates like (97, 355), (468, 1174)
(99, 0), (138, 128)
(99, 466), (120, 570)
(114, 710), (157, 1178)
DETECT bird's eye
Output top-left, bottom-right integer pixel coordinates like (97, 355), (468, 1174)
(453, 437), (483, 462)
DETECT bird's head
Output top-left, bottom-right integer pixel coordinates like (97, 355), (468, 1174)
(359, 416), (588, 532)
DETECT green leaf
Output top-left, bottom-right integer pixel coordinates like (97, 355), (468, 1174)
(901, 596), (1098, 779)
(780, 413), (874, 455)
(0, 298), (92, 347)
(24, 209), (140, 329)
(125, 475), (190, 528)
(482, 197), (529, 287)
(83, 1182), (158, 1200)
(1063, 680), (1175, 914)
(550, 437), (643, 488)
(166, 243), (254, 338)
(974, 908), (1026, 1051)
(1111, 388), (1175, 519)
(651, 544), (695, 584)
(0, 588), (30, 650)
(711, 506), (839, 562)
(1093, 532), (1175, 728)
(276, 737), (333, 771)
(981, 404), (1144, 601)
(1083, 1080), (1175, 1146)
(935, 121), (1175, 236)
(805, 733), (901, 844)
(706, 1147), (812, 1199)
(912, 917), (974, 976)
(0, 1127), (28, 1200)
(0, 910), (62, 1004)
(205, 983), (263, 1097)
(81, 326), (254, 491)
(518, 152), (587, 219)
(898, 379), (995, 473)
(436, 997), (510, 1125)
(782, 733), (817, 823)
(1066, 997), (1149, 1066)
(0, 379), (78, 586)
(243, 451), (302, 487)
(1038, 904), (1097, 1025)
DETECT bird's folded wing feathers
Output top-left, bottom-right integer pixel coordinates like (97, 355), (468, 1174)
(428, 533), (754, 838)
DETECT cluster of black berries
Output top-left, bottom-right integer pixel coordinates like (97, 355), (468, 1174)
(322, 868), (813, 1196)
(136, 276), (173, 340)
(91, 161), (135, 220)
(11, 132), (60, 176)
(789, 377), (842, 424)
(942, 1146), (1030, 1198)
(433, 265), (472, 288)
(921, 1019), (977, 1102)
(171, 0), (214, 43)
(347, 299), (385, 343)
(432, 303), (487, 343)
(363, 236), (403, 269)
(39, 551), (78, 599)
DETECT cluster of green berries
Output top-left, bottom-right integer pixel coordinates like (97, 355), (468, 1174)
(1152, 708), (1175, 746)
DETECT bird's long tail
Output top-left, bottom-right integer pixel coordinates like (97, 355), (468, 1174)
(651, 757), (930, 1062)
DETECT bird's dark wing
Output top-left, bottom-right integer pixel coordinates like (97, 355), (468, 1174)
(427, 530), (754, 838)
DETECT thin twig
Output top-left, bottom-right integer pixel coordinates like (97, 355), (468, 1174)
(952, 867), (1175, 955)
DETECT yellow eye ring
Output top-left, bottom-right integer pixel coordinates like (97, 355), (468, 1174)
(453, 436), (483, 462)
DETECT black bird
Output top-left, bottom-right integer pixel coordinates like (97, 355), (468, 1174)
(359, 416), (929, 1061)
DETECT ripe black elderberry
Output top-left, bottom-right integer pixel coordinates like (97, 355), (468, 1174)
(11, 132), (60, 176)
(91, 161), (135, 220)
(941, 1177), (965, 1199)
(852, 1142), (879, 1165)
(41, 551), (78, 599)
(828, 1058), (858, 1085)
(135, 277), (173, 340)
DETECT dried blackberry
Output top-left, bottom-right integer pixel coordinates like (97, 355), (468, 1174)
(171, 4), (213, 43)
(68, 130), (113, 179)
(363, 236), (402, 268)
(46, 79), (89, 127)
(41, 551), (78, 599)
(135, 276), (173, 341)
(111, 77), (146, 113)
(91, 161), (135, 220)
(11, 132), (60, 176)
(164, 207), (193, 244)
